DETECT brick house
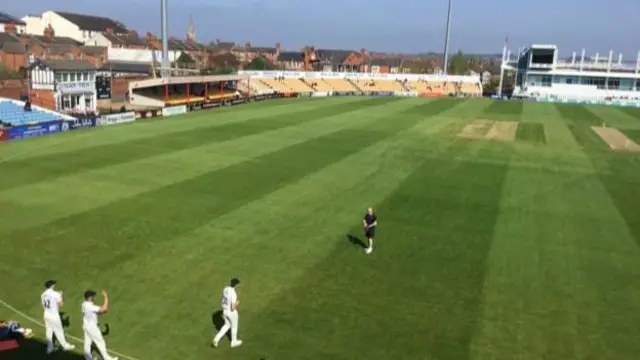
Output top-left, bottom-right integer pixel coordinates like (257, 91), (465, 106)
(233, 42), (280, 64)
(23, 11), (128, 44)
(0, 11), (26, 34)
(28, 59), (98, 112)
(309, 48), (368, 72)
(369, 57), (403, 74)
(0, 33), (27, 72)
(208, 40), (236, 55)
(277, 51), (305, 70)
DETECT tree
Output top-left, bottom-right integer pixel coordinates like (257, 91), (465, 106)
(244, 56), (276, 70)
(201, 67), (236, 75)
(0, 63), (21, 80)
(448, 50), (469, 75)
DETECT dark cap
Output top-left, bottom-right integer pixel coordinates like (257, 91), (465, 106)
(44, 280), (56, 289)
(230, 278), (240, 287)
(84, 290), (97, 300)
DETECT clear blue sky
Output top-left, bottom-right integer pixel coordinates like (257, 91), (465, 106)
(6, 0), (640, 56)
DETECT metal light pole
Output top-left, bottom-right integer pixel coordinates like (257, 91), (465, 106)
(161, 0), (170, 78)
(442, 0), (453, 74)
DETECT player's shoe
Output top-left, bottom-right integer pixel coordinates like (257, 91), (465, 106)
(62, 345), (75, 351)
(231, 340), (243, 348)
(365, 247), (373, 254)
(212, 340), (219, 348)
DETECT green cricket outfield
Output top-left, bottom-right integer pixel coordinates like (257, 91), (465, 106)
(1, 96), (640, 360)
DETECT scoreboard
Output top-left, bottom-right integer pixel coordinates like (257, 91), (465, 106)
(96, 75), (112, 99)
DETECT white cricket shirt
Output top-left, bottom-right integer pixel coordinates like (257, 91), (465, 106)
(41, 289), (62, 315)
(82, 301), (101, 328)
(221, 286), (237, 311)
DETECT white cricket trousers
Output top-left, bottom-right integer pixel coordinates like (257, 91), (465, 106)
(44, 312), (71, 350)
(214, 309), (239, 343)
(83, 325), (115, 360)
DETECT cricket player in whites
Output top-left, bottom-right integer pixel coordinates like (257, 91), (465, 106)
(82, 290), (118, 360)
(41, 279), (75, 354)
(212, 278), (243, 348)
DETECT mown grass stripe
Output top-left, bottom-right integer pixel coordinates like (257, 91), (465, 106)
(620, 129), (640, 144)
(618, 106), (640, 120)
(0, 97), (400, 191)
(482, 100), (523, 119)
(516, 122), (546, 143)
(248, 145), (510, 360)
(0, 99), (444, 282)
(555, 103), (604, 126)
(101, 108), (461, 357)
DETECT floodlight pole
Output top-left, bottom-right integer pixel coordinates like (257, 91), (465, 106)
(161, 0), (170, 78)
(442, 0), (453, 75)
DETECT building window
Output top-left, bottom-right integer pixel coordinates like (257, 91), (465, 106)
(62, 95), (71, 109)
(607, 78), (621, 89)
(541, 75), (552, 87)
(62, 73), (69, 82)
(54, 72), (62, 83)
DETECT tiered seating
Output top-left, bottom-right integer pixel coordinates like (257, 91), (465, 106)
(353, 79), (406, 93)
(322, 78), (359, 92)
(305, 79), (333, 92)
(0, 99), (67, 126)
(239, 80), (272, 94)
(405, 80), (477, 96)
(461, 83), (481, 95)
(260, 78), (313, 93)
(164, 95), (206, 105)
(406, 80), (445, 95)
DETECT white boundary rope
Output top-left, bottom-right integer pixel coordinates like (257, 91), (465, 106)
(0, 298), (142, 360)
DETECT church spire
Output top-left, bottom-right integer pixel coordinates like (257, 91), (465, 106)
(186, 14), (196, 42)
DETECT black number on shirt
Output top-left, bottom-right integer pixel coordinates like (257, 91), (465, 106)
(43, 299), (51, 309)
(221, 296), (229, 307)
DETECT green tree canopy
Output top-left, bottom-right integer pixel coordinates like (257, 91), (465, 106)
(244, 56), (276, 70)
(448, 50), (469, 75)
(0, 63), (21, 80)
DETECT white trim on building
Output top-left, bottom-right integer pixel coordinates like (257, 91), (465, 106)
(30, 65), (97, 112)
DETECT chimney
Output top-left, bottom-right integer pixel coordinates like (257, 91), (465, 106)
(360, 48), (367, 59)
(43, 24), (55, 41)
(129, 29), (138, 37)
(245, 41), (251, 49)
(146, 32), (155, 39)
(106, 28), (114, 35)
(19, 31), (29, 44)
(275, 42), (281, 54)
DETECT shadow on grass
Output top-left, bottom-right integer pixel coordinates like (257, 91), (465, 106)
(0, 338), (83, 360)
(210, 310), (231, 343)
(346, 234), (367, 248)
